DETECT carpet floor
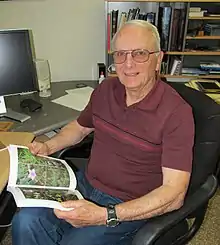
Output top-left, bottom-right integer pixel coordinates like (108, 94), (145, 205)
(1, 189), (220, 245)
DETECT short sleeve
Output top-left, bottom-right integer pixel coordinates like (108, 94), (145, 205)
(77, 90), (96, 128)
(161, 103), (195, 172)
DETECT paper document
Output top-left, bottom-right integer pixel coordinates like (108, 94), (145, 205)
(0, 96), (6, 114)
(52, 87), (94, 111)
(65, 86), (94, 95)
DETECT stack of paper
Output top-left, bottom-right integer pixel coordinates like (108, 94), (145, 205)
(186, 81), (220, 104)
(52, 86), (94, 111)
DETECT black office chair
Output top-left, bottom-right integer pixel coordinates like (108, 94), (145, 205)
(0, 188), (16, 241)
(56, 83), (220, 245)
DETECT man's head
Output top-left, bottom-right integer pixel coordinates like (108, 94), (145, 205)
(112, 20), (163, 90)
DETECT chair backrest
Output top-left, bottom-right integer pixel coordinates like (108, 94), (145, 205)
(169, 83), (220, 196)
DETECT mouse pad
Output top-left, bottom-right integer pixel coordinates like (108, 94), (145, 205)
(0, 121), (14, 132)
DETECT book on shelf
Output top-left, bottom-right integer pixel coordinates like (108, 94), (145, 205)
(189, 10), (207, 18)
(169, 8), (186, 51)
(182, 68), (208, 76)
(170, 57), (182, 75)
(7, 145), (83, 211)
(189, 7), (202, 13)
(157, 6), (172, 51)
(200, 62), (220, 71)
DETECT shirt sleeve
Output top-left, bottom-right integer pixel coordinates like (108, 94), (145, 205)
(77, 89), (96, 128)
(161, 103), (195, 173)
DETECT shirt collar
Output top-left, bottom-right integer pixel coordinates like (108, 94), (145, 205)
(114, 78), (165, 111)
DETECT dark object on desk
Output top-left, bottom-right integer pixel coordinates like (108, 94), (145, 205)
(20, 99), (42, 112)
(57, 84), (220, 245)
(76, 83), (87, 88)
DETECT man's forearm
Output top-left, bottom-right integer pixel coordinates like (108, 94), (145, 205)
(45, 120), (93, 155)
(116, 185), (186, 221)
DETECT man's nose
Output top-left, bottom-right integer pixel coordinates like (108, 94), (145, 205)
(124, 53), (134, 67)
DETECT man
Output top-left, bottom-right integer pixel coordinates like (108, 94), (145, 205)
(12, 20), (194, 245)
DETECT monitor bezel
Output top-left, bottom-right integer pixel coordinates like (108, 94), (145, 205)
(0, 28), (38, 97)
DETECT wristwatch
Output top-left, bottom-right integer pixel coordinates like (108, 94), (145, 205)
(106, 204), (120, 227)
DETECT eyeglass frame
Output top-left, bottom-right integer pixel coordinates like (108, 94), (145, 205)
(112, 49), (160, 64)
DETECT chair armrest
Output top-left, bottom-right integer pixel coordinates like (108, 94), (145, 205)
(53, 134), (93, 159)
(132, 175), (218, 245)
(53, 145), (76, 159)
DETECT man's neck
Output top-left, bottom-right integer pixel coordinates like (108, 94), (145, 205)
(125, 78), (156, 106)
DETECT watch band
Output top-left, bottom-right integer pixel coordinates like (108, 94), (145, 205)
(106, 204), (120, 227)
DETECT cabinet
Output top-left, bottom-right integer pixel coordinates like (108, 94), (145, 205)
(105, 0), (220, 80)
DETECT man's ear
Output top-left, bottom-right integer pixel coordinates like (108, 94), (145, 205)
(155, 51), (164, 72)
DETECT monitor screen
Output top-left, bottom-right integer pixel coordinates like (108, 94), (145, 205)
(0, 29), (37, 97)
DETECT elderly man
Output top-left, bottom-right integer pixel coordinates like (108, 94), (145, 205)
(12, 20), (194, 245)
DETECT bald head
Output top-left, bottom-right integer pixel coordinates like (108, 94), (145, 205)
(112, 20), (161, 52)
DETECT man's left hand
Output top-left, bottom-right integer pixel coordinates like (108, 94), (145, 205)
(54, 199), (107, 228)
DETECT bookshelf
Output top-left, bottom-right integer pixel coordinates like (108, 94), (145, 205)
(105, 0), (220, 80)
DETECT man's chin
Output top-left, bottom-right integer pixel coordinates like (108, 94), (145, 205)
(121, 79), (140, 89)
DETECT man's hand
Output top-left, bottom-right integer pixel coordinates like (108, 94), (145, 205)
(54, 200), (107, 228)
(28, 141), (50, 156)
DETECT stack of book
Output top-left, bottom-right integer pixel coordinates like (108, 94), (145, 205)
(200, 62), (220, 75)
(189, 7), (207, 17)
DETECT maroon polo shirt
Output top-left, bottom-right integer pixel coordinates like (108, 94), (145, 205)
(77, 77), (194, 201)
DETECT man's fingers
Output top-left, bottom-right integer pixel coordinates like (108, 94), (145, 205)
(28, 142), (38, 154)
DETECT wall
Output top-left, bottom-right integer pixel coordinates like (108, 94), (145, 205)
(0, 0), (105, 82)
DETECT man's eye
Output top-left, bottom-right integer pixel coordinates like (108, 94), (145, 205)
(135, 50), (146, 56)
(116, 52), (125, 57)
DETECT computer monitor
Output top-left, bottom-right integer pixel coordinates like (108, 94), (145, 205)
(0, 29), (37, 97)
(0, 29), (38, 121)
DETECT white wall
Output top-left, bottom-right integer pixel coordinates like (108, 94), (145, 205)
(0, 0), (105, 82)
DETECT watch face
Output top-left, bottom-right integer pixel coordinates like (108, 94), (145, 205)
(107, 218), (119, 227)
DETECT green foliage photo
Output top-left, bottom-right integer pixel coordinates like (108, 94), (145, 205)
(17, 148), (70, 188)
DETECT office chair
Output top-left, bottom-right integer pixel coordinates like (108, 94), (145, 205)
(0, 188), (16, 241)
(56, 82), (220, 245)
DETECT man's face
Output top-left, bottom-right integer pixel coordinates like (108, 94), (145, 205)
(114, 25), (163, 90)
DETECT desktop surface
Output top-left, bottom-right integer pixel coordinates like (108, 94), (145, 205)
(0, 81), (97, 136)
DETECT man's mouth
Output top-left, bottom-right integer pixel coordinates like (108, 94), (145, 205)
(124, 72), (139, 77)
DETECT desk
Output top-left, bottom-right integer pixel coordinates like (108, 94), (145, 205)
(1, 81), (97, 136)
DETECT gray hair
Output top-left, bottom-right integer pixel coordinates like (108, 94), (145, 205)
(111, 20), (161, 52)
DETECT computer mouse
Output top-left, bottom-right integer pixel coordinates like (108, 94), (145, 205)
(20, 99), (42, 112)
(76, 83), (87, 88)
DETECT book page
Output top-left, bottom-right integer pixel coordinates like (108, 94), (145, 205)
(7, 145), (84, 210)
(7, 186), (75, 211)
(8, 145), (76, 191)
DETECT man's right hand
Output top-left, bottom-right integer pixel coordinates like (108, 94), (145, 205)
(28, 141), (50, 156)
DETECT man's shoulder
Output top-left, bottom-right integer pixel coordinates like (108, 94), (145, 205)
(159, 81), (192, 112)
(98, 76), (120, 90)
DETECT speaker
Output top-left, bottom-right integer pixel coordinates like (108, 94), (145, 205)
(34, 59), (51, 97)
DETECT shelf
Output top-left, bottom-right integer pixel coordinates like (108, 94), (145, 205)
(189, 16), (220, 20)
(162, 75), (220, 79)
(108, 73), (220, 79)
(105, 0), (220, 2)
(166, 51), (220, 55)
(186, 36), (220, 40)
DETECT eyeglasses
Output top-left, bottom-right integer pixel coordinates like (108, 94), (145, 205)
(112, 49), (159, 64)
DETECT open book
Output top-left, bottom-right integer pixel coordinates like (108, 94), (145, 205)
(7, 145), (83, 211)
